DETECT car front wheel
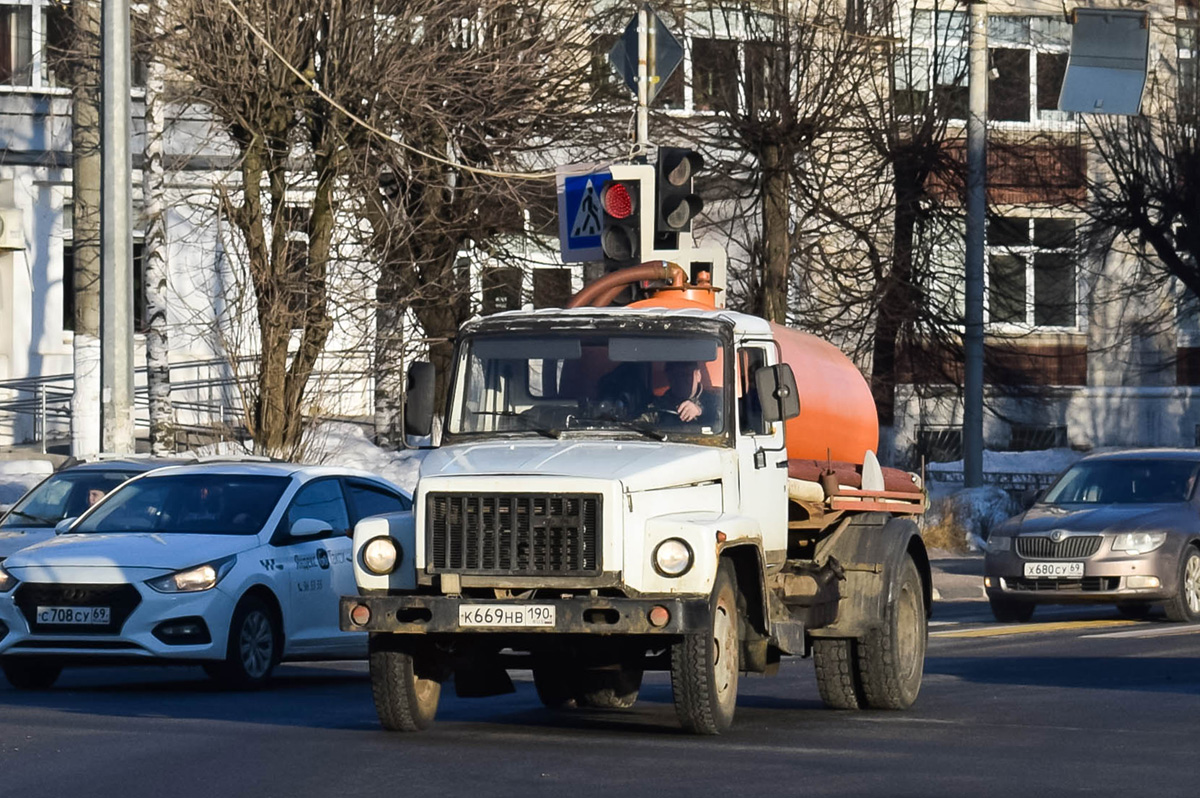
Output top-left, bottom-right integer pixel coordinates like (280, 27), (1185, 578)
(1163, 546), (1200, 623)
(205, 595), (281, 689)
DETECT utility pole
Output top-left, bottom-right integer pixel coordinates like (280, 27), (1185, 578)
(100, 0), (135, 453)
(71, 0), (102, 457)
(963, 0), (988, 488)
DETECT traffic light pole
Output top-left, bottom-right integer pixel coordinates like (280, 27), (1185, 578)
(636, 4), (650, 153)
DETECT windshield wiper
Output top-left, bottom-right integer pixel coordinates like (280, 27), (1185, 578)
(5, 509), (53, 525)
(472, 411), (561, 439)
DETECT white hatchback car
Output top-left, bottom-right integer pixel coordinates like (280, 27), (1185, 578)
(0, 462), (410, 689)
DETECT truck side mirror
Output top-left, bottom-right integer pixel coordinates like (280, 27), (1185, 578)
(755, 364), (800, 423)
(404, 361), (436, 438)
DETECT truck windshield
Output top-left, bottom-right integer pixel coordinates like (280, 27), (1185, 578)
(448, 330), (728, 440)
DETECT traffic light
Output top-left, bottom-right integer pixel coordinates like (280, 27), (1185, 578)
(600, 163), (655, 272)
(654, 147), (704, 250)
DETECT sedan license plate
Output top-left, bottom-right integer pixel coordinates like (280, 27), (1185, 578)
(1023, 561), (1084, 579)
(458, 604), (555, 628)
(36, 605), (111, 625)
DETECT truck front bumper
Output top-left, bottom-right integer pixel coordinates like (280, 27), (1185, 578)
(340, 594), (710, 636)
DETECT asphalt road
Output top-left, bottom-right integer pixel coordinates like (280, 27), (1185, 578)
(2, 598), (1198, 798)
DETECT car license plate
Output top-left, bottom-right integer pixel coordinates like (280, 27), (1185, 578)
(1023, 561), (1084, 579)
(36, 606), (111, 625)
(458, 604), (555, 628)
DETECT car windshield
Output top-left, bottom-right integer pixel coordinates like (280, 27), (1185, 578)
(1042, 459), (1200, 505)
(447, 329), (728, 440)
(0, 469), (137, 529)
(71, 474), (290, 535)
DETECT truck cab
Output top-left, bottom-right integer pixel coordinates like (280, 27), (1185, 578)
(343, 297), (929, 734)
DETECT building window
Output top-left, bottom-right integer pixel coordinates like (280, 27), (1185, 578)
(63, 241), (147, 333)
(987, 216), (1077, 328)
(692, 37), (738, 113)
(1179, 2), (1199, 120)
(0, 4), (33, 86)
(480, 266), (522, 315)
(532, 268), (570, 309)
(988, 16), (1071, 123)
(897, 11), (967, 119)
(1008, 424), (1067, 451)
(916, 427), (963, 463)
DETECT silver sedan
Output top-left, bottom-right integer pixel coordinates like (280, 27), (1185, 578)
(984, 450), (1200, 623)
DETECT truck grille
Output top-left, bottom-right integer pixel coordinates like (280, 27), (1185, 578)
(427, 492), (602, 575)
(1016, 535), (1102, 559)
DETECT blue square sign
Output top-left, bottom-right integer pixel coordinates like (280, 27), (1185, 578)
(557, 165), (611, 263)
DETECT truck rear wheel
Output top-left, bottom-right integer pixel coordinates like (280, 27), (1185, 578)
(812, 638), (862, 710)
(532, 659), (579, 709)
(369, 636), (442, 732)
(856, 555), (926, 710)
(670, 559), (739, 734)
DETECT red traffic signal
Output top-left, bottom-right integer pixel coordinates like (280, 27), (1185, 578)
(600, 178), (641, 267)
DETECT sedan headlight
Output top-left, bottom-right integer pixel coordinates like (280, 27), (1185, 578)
(362, 536), (401, 575)
(653, 538), (694, 578)
(0, 564), (17, 593)
(1112, 532), (1167, 555)
(146, 556), (236, 593)
(987, 535), (1011, 552)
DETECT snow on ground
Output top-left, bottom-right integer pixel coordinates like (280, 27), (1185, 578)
(0, 460), (54, 511)
(302, 423), (427, 492)
(926, 448), (1084, 476)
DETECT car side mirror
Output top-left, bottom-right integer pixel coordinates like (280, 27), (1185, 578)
(289, 518), (334, 540)
(54, 518), (77, 535)
(404, 361), (436, 439)
(1021, 487), (1045, 510)
(755, 364), (801, 424)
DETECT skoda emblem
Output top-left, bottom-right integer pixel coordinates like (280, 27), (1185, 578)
(1050, 530), (1066, 543)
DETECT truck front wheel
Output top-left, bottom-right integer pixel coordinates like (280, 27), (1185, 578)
(856, 555), (927, 710)
(369, 636), (443, 732)
(670, 559), (739, 734)
(812, 638), (863, 710)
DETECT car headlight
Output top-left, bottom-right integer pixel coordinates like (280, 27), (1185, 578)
(987, 536), (1011, 552)
(0, 564), (17, 593)
(363, 536), (401, 575)
(653, 538), (694, 577)
(146, 556), (236, 593)
(1112, 532), (1167, 555)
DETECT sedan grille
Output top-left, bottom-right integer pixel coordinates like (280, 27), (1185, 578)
(13, 583), (142, 635)
(427, 492), (601, 576)
(1016, 535), (1102, 559)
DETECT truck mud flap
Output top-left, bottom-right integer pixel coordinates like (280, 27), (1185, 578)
(341, 595), (710, 636)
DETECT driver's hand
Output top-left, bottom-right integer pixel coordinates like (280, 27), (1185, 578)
(677, 399), (702, 422)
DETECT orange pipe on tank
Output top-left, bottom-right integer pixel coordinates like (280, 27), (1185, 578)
(566, 262), (686, 308)
(770, 323), (878, 465)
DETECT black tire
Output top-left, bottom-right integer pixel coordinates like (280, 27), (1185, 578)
(989, 597), (1036, 623)
(812, 638), (863, 710)
(2, 657), (62, 690)
(1116, 602), (1153, 620)
(670, 559), (739, 734)
(206, 595), (281, 690)
(857, 556), (927, 710)
(576, 664), (643, 709)
(532, 660), (580, 709)
(1163, 545), (1200, 623)
(369, 636), (442, 732)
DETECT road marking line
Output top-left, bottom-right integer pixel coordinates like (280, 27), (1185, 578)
(931, 619), (1137, 638)
(1082, 624), (1200, 639)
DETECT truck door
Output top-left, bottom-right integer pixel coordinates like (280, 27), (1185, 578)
(736, 342), (789, 560)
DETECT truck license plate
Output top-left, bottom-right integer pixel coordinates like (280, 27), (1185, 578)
(458, 604), (555, 628)
(36, 606), (111, 625)
(1023, 562), (1084, 579)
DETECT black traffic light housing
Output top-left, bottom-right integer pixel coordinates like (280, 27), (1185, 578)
(600, 178), (641, 270)
(654, 147), (704, 250)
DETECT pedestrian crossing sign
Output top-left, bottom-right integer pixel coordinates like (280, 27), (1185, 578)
(557, 164), (611, 263)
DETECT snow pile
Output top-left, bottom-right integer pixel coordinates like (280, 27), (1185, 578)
(927, 448), (1083, 476)
(923, 486), (1020, 552)
(302, 423), (427, 492)
(0, 460), (54, 511)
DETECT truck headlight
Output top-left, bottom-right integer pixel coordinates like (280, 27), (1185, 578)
(363, 536), (401, 575)
(653, 538), (693, 578)
(1112, 532), (1167, 555)
(146, 556), (236, 593)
